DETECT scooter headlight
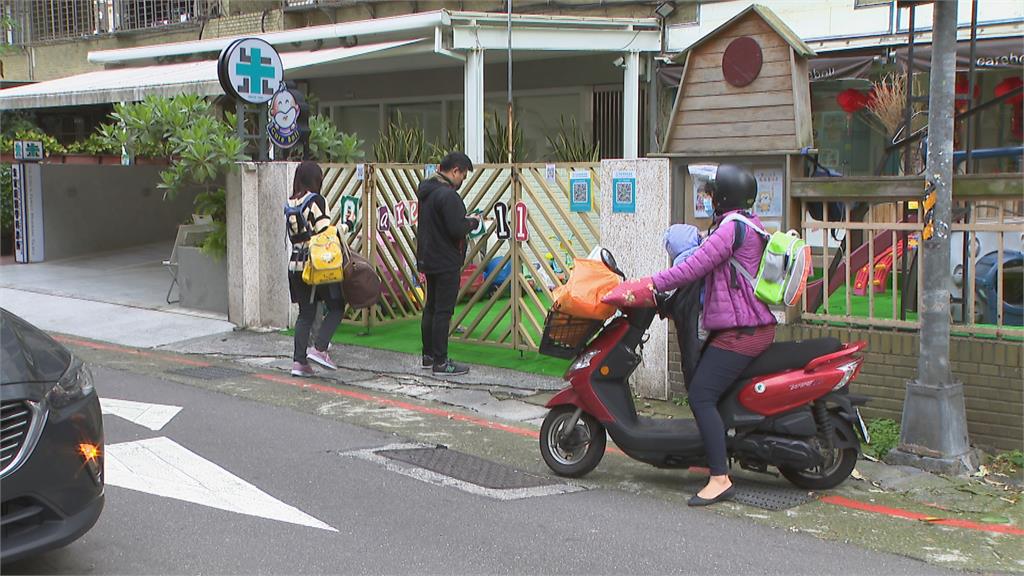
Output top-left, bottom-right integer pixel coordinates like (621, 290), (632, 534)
(569, 349), (601, 373)
(832, 360), (861, 391)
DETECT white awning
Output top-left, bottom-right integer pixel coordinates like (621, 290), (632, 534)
(0, 39), (424, 110)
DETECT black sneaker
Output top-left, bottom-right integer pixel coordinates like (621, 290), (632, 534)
(421, 355), (434, 369)
(432, 359), (469, 376)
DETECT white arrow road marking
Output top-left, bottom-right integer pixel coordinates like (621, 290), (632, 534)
(101, 398), (183, 431)
(105, 437), (337, 532)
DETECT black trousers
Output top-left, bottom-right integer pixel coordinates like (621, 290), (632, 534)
(421, 270), (460, 364)
(293, 291), (345, 363)
(688, 346), (757, 476)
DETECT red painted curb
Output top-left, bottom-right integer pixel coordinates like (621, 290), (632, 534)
(54, 336), (211, 367)
(820, 495), (1024, 536)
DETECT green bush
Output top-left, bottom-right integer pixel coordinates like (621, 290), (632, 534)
(1, 129), (66, 157)
(547, 115), (600, 162)
(374, 112), (430, 164)
(66, 132), (120, 155)
(863, 418), (900, 459)
(1, 164), (12, 237)
(304, 115), (365, 163)
(484, 110), (525, 163)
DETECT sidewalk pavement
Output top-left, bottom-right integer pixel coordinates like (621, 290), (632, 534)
(4, 287), (1023, 572)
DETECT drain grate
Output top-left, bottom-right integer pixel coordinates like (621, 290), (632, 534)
(377, 447), (557, 490)
(731, 483), (815, 511)
(167, 366), (247, 381)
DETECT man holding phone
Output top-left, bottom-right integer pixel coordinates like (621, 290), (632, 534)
(415, 152), (480, 376)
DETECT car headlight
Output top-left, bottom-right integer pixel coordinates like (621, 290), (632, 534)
(46, 360), (95, 409)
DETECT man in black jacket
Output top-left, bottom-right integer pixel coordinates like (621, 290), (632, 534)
(416, 152), (479, 376)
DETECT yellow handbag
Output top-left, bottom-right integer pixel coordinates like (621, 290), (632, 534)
(302, 225), (345, 285)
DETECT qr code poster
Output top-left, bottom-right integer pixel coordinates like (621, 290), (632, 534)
(611, 170), (636, 214)
(569, 170), (591, 213)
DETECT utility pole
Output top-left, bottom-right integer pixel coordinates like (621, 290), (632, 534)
(889, 0), (978, 475)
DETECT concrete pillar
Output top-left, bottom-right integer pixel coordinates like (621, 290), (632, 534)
(226, 162), (294, 329)
(464, 49), (485, 164)
(600, 158), (671, 399)
(623, 51), (641, 160)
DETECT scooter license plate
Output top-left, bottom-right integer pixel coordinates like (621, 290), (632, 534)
(854, 408), (871, 444)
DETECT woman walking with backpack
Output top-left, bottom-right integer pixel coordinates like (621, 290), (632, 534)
(604, 165), (776, 506)
(286, 161), (348, 377)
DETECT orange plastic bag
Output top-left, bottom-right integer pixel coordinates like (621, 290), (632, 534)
(552, 259), (622, 320)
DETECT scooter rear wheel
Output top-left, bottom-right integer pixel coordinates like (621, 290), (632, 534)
(540, 406), (606, 478)
(779, 415), (859, 490)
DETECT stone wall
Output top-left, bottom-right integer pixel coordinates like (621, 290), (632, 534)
(600, 158), (671, 399)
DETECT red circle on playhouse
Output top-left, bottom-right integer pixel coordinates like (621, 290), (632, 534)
(722, 36), (763, 88)
(218, 38), (284, 105)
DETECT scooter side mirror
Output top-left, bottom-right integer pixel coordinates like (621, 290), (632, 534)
(601, 248), (625, 279)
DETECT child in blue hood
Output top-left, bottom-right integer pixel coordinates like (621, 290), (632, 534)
(664, 224), (703, 296)
(664, 224), (705, 391)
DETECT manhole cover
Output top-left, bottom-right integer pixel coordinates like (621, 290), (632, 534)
(731, 483), (815, 511)
(377, 447), (557, 490)
(167, 366), (246, 381)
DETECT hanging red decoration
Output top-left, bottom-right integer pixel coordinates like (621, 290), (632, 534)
(836, 89), (869, 114)
(994, 77), (1024, 106)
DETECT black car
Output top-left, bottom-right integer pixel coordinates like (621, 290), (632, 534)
(0, 309), (104, 563)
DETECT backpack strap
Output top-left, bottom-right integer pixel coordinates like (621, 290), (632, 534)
(284, 193), (321, 237)
(720, 211), (766, 289)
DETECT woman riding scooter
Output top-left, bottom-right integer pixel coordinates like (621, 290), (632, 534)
(605, 164), (775, 506)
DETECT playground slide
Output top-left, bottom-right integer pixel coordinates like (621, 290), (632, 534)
(853, 241), (906, 296)
(805, 218), (916, 313)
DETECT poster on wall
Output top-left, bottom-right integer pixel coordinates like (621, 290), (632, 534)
(753, 168), (784, 218)
(546, 164), (557, 184)
(611, 170), (637, 213)
(689, 164), (717, 219)
(569, 170), (591, 212)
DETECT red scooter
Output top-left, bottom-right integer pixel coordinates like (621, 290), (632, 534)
(538, 250), (871, 489)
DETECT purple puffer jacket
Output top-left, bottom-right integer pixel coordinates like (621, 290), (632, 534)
(652, 210), (777, 332)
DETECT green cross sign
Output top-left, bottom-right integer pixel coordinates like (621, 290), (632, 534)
(219, 38), (282, 104)
(14, 140), (43, 161)
(235, 47), (276, 97)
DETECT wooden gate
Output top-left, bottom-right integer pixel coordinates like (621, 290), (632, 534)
(320, 162), (602, 352)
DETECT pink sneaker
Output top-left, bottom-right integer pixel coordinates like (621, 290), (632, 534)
(307, 347), (338, 370)
(291, 362), (314, 377)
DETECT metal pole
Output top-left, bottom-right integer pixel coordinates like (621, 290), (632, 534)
(507, 0), (514, 164)
(903, 5), (915, 176)
(962, 0), (978, 323)
(891, 0), (977, 475)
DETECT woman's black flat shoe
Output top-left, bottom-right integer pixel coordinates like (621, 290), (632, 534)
(687, 485), (736, 507)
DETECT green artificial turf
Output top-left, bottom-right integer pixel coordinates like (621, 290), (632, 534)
(326, 292), (570, 378)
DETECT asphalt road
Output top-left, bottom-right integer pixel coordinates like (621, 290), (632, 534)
(6, 363), (950, 575)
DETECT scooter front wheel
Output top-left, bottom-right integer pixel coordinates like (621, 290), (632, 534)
(540, 406), (606, 478)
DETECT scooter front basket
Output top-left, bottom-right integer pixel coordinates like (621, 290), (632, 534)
(539, 310), (604, 359)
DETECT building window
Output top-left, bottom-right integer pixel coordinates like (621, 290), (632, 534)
(0, 0), (210, 45)
(27, 0), (98, 43)
(113, 0), (209, 32)
(854, 0), (891, 7)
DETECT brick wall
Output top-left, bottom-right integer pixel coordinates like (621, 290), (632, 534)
(778, 325), (1023, 453)
(665, 323), (1023, 452)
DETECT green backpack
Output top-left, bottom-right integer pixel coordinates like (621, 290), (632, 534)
(721, 213), (812, 307)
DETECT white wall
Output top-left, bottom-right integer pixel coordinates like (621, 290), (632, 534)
(39, 164), (198, 261)
(666, 0), (1024, 52)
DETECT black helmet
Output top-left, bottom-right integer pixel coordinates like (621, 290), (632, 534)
(709, 164), (756, 214)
